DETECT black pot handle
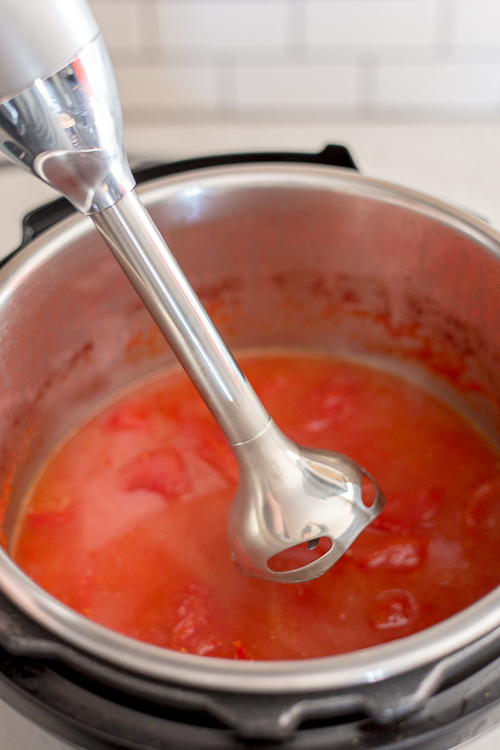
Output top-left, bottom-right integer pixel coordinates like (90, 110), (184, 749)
(15, 144), (357, 252)
(129, 143), (357, 186)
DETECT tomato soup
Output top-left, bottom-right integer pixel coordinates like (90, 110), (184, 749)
(13, 351), (500, 660)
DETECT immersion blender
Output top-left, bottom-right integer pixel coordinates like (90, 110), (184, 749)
(0, 0), (384, 583)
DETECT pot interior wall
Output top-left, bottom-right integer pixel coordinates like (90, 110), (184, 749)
(1, 168), (500, 550)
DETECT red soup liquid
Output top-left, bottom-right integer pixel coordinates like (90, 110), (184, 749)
(13, 351), (500, 660)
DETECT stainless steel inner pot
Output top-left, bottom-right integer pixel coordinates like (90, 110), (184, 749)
(1, 163), (500, 698)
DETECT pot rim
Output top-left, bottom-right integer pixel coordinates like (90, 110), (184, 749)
(2, 162), (500, 694)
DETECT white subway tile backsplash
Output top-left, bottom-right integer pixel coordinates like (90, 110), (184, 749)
(114, 66), (217, 109)
(88, 0), (500, 122)
(235, 64), (357, 108)
(455, 1), (500, 46)
(379, 63), (500, 111)
(157, 1), (287, 52)
(305, 0), (439, 48)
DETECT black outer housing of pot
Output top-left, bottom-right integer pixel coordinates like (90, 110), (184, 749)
(2, 145), (500, 750)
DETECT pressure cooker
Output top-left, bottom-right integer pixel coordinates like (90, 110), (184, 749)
(1, 146), (500, 750)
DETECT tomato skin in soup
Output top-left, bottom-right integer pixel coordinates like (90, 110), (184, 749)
(13, 352), (500, 661)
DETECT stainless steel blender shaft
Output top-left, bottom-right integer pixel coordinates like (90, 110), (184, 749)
(93, 191), (270, 444)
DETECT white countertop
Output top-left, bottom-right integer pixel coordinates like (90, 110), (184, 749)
(1, 121), (500, 749)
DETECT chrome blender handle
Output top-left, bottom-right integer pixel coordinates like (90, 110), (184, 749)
(0, 31), (134, 216)
(0, 0), (133, 214)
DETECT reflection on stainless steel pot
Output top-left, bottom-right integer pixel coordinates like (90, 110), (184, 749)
(1, 152), (500, 749)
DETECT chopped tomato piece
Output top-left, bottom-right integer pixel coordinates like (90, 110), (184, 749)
(372, 487), (443, 533)
(233, 640), (251, 660)
(107, 403), (150, 431)
(371, 590), (418, 630)
(172, 586), (210, 653)
(346, 529), (428, 571)
(26, 507), (76, 528)
(122, 449), (190, 499)
(464, 477), (500, 540)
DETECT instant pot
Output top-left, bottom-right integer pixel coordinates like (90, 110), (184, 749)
(1, 146), (500, 750)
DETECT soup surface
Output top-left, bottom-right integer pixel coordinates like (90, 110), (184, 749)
(13, 351), (500, 660)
